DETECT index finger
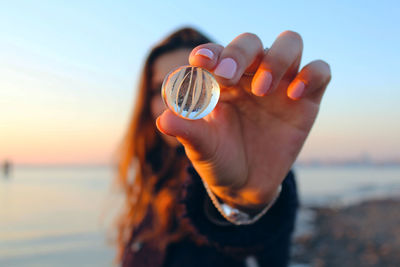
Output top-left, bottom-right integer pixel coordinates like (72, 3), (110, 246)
(189, 33), (264, 87)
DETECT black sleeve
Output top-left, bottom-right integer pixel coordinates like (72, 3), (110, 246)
(178, 165), (299, 264)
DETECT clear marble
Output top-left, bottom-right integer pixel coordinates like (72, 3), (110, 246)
(161, 65), (220, 120)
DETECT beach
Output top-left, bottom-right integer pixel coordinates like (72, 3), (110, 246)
(292, 198), (400, 267)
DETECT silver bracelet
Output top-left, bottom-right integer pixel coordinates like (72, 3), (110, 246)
(200, 178), (282, 226)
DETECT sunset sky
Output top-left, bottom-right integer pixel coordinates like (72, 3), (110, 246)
(1, 1), (399, 165)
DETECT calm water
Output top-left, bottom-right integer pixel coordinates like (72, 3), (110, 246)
(1, 165), (400, 266)
(294, 165), (400, 206)
(0, 166), (119, 267)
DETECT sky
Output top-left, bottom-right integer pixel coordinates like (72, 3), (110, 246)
(1, 1), (399, 165)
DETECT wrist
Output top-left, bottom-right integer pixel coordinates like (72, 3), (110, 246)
(202, 179), (282, 225)
(209, 185), (281, 216)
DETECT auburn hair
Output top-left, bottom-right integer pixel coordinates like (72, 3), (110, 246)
(113, 27), (212, 263)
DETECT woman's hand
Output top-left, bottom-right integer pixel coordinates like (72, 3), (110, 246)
(156, 31), (331, 213)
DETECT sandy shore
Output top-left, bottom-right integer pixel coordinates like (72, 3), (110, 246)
(292, 198), (400, 267)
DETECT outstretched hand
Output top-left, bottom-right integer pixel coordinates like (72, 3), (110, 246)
(156, 31), (331, 212)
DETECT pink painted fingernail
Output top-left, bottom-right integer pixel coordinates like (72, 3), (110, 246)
(214, 58), (237, 79)
(195, 48), (214, 60)
(288, 80), (305, 100)
(252, 71), (273, 96)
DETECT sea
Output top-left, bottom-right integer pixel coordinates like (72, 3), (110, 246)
(1, 165), (400, 266)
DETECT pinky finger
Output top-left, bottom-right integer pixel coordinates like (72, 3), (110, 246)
(287, 60), (331, 103)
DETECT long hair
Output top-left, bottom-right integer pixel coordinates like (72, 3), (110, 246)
(114, 27), (212, 262)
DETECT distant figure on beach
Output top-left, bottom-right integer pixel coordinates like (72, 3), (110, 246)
(2, 159), (11, 178)
(114, 27), (331, 267)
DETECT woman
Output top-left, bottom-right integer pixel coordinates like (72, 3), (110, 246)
(115, 27), (331, 267)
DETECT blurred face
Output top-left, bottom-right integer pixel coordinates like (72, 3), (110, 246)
(150, 48), (192, 147)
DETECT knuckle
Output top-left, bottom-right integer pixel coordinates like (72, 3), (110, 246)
(236, 32), (263, 50)
(239, 32), (260, 42)
(272, 52), (292, 70)
(313, 60), (332, 82)
(227, 44), (248, 64)
(281, 30), (303, 46)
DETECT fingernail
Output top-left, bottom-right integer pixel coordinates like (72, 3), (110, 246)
(252, 71), (272, 96)
(195, 48), (214, 60)
(214, 58), (237, 79)
(288, 80), (305, 100)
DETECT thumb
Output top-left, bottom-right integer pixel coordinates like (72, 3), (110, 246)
(156, 109), (217, 162)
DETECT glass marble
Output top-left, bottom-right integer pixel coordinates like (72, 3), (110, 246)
(161, 65), (220, 120)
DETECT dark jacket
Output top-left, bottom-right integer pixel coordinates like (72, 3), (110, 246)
(122, 162), (299, 267)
